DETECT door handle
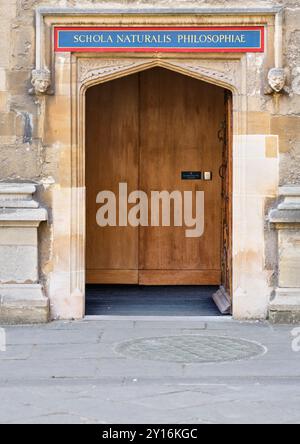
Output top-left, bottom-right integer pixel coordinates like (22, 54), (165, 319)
(219, 164), (226, 179)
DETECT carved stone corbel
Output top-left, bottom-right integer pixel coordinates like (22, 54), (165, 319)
(29, 68), (52, 96)
(265, 67), (290, 95)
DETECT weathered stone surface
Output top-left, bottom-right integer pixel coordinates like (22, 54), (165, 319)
(0, 183), (48, 324)
(0, 284), (49, 324)
(269, 310), (300, 324)
(1, 319), (300, 423)
(270, 116), (300, 154)
(269, 187), (300, 322)
(0, 0), (299, 323)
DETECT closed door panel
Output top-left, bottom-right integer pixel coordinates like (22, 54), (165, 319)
(86, 74), (139, 284)
(139, 68), (224, 285)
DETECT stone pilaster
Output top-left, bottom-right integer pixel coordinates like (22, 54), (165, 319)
(269, 186), (300, 323)
(0, 183), (48, 324)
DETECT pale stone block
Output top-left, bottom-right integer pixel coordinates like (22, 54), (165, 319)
(0, 1), (16, 20)
(0, 112), (15, 136)
(278, 230), (300, 288)
(233, 195), (264, 251)
(0, 245), (37, 283)
(0, 68), (6, 91)
(233, 135), (265, 159)
(0, 183), (48, 323)
(232, 193), (272, 320)
(269, 288), (300, 323)
(49, 271), (84, 320)
(0, 136), (16, 144)
(245, 159), (278, 197)
(271, 116), (300, 154)
(7, 70), (31, 94)
(0, 32), (10, 68)
(233, 279), (271, 320)
(55, 62), (71, 96)
(247, 112), (271, 135)
(45, 96), (72, 145)
(278, 187), (300, 210)
(0, 227), (37, 245)
(233, 135), (278, 197)
(0, 208), (47, 223)
(231, 134), (279, 320)
(265, 135), (279, 158)
(52, 187), (72, 235)
(0, 91), (8, 112)
(58, 147), (72, 188)
(269, 186), (300, 322)
(0, 183), (39, 208)
(0, 284), (49, 324)
(271, 288), (300, 311)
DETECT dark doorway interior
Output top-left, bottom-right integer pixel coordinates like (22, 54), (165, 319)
(85, 285), (221, 316)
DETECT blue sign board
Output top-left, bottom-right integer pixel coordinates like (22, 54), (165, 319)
(55, 27), (264, 53)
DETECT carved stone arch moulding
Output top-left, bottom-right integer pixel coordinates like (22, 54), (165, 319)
(77, 57), (240, 93)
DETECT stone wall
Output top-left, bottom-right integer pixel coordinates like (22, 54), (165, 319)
(1, 0), (299, 178)
(0, 0), (300, 322)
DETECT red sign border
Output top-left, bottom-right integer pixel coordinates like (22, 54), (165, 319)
(54, 26), (265, 53)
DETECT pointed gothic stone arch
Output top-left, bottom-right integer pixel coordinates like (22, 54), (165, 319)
(69, 57), (238, 317)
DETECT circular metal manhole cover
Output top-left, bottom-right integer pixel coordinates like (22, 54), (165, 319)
(115, 335), (266, 363)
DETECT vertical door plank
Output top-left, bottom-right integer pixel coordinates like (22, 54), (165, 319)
(85, 74), (139, 283)
(139, 68), (224, 284)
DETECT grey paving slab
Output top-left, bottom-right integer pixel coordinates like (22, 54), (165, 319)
(0, 358), (99, 380)
(29, 342), (119, 360)
(0, 344), (33, 361)
(4, 327), (103, 345)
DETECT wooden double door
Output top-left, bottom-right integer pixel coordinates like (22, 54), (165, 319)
(86, 68), (227, 286)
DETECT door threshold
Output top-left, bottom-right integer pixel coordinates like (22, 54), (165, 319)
(84, 315), (233, 322)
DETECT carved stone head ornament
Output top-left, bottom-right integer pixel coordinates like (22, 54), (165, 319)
(267, 67), (286, 93)
(30, 68), (51, 95)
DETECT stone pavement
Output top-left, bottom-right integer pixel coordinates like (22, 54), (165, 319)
(0, 317), (300, 424)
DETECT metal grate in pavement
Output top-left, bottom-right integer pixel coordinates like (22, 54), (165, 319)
(115, 335), (266, 363)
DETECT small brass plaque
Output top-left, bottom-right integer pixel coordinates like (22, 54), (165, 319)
(181, 171), (202, 180)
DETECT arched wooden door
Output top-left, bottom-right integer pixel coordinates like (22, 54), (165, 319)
(86, 68), (226, 286)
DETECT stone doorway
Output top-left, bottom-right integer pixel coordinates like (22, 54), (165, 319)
(35, 10), (279, 321)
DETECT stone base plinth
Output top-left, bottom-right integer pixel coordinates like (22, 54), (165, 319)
(0, 284), (49, 324)
(269, 288), (300, 324)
